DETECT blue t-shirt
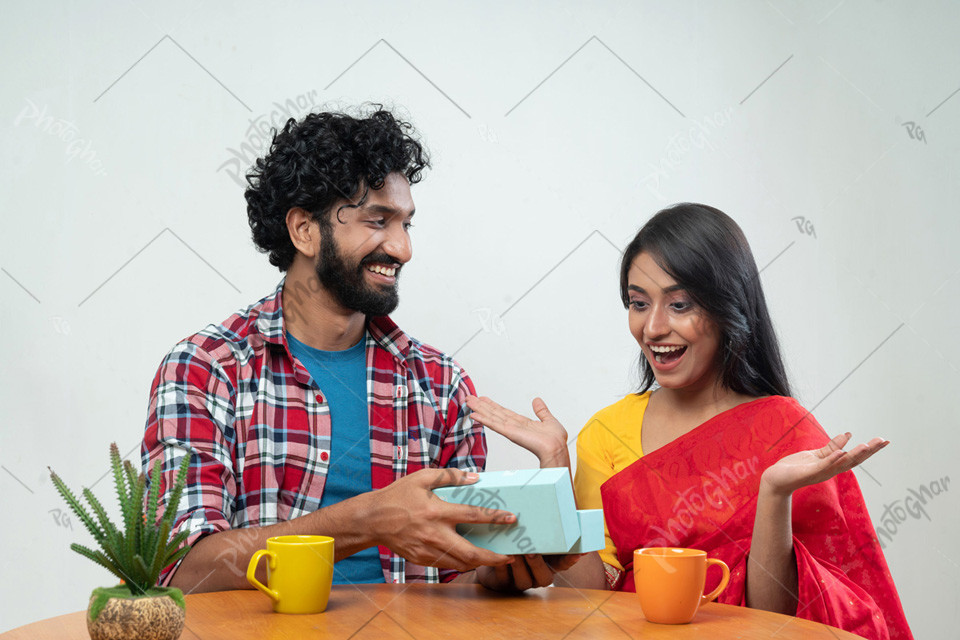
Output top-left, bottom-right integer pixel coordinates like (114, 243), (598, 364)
(287, 332), (383, 584)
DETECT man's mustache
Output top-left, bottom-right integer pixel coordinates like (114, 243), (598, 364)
(360, 253), (403, 272)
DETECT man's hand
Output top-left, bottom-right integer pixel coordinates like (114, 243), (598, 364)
(476, 554), (584, 591)
(367, 468), (517, 572)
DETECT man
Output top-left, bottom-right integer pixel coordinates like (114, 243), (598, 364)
(142, 107), (568, 592)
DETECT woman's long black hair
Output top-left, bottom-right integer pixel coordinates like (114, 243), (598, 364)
(620, 203), (791, 398)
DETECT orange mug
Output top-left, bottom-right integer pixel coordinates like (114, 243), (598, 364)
(633, 547), (730, 624)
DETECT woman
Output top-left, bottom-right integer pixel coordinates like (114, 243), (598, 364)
(466, 204), (912, 639)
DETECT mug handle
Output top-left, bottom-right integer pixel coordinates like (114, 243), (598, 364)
(700, 558), (730, 605)
(247, 549), (280, 603)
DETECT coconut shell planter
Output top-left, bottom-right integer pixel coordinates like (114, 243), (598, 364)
(87, 586), (185, 640)
(50, 443), (193, 640)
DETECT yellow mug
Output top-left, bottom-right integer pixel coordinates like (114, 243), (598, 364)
(246, 535), (335, 614)
(633, 547), (730, 624)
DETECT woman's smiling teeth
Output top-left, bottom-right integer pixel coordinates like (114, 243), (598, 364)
(649, 344), (687, 364)
(367, 265), (396, 277)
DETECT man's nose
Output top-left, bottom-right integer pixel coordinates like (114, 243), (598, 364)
(383, 225), (412, 264)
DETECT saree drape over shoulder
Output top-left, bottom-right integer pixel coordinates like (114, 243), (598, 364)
(595, 395), (912, 640)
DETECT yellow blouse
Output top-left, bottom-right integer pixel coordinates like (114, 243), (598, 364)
(573, 391), (651, 570)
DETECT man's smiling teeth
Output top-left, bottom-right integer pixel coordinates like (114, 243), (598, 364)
(367, 265), (396, 277)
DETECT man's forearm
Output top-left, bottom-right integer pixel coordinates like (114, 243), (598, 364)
(171, 467), (515, 593)
(170, 491), (378, 593)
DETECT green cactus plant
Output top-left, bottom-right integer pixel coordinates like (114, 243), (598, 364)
(49, 443), (192, 596)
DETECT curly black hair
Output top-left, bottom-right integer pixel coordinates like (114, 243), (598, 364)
(245, 106), (430, 270)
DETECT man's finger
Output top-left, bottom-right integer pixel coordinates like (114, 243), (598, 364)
(446, 502), (517, 525)
(433, 536), (513, 570)
(421, 467), (480, 489)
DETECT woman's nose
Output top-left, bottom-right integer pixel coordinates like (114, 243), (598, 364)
(644, 304), (669, 338)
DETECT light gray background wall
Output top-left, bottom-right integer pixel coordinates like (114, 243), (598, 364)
(1, 1), (957, 637)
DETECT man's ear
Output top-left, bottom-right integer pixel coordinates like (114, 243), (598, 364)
(286, 207), (322, 260)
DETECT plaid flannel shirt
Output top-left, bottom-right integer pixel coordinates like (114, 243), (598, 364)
(142, 280), (486, 585)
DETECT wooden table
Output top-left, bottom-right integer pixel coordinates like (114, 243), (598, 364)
(2, 583), (862, 639)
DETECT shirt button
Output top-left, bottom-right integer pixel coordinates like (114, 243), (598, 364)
(320, 451), (329, 462)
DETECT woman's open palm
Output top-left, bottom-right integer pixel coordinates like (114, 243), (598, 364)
(465, 396), (570, 467)
(762, 432), (889, 496)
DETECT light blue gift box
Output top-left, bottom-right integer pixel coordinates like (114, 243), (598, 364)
(433, 468), (604, 555)
(567, 509), (604, 554)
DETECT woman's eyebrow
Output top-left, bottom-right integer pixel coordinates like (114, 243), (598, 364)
(627, 284), (685, 294)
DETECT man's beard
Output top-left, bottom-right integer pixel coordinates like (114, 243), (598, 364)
(314, 231), (400, 317)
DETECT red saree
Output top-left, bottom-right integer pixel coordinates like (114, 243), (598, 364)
(600, 396), (912, 640)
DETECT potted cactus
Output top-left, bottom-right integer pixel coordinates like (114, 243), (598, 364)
(49, 443), (192, 640)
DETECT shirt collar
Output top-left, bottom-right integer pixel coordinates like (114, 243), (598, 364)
(255, 278), (409, 361)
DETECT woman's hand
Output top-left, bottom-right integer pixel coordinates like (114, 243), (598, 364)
(761, 432), (890, 497)
(747, 432), (889, 614)
(465, 396), (570, 468)
(476, 554), (584, 592)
